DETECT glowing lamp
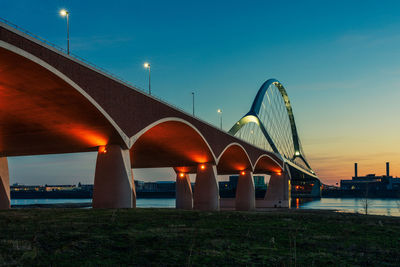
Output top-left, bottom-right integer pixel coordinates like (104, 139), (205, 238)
(200, 164), (206, 170)
(60, 9), (68, 17)
(144, 62), (150, 68)
(240, 171), (246, 175)
(179, 173), (185, 178)
(276, 172), (282, 176)
(99, 146), (107, 154)
(295, 151), (300, 156)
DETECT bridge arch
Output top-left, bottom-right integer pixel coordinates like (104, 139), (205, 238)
(229, 79), (313, 173)
(253, 154), (283, 174)
(0, 41), (129, 154)
(216, 142), (252, 174)
(129, 117), (217, 169)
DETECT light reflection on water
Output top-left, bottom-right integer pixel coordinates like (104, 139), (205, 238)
(11, 199), (92, 205)
(11, 198), (400, 216)
(11, 198), (176, 208)
(297, 198), (400, 217)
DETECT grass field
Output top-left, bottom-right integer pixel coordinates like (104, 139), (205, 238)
(0, 208), (399, 266)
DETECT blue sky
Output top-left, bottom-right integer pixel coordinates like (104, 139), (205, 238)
(2, 0), (400, 185)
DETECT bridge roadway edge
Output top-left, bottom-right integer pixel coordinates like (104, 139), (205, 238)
(0, 23), (282, 168)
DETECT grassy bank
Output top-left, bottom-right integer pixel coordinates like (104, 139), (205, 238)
(0, 208), (399, 266)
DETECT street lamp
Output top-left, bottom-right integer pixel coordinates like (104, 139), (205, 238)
(217, 109), (222, 129)
(59, 9), (70, 55)
(192, 92), (195, 116)
(143, 62), (151, 95)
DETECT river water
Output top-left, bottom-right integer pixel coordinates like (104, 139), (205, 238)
(295, 198), (400, 216)
(10, 198), (400, 216)
(11, 198), (176, 208)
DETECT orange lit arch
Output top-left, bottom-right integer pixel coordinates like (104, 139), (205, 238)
(253, 153), (283, 174)
(0, 42), (128, 155)
(129, 118), (217, 169)
(217, 143), (253, 174)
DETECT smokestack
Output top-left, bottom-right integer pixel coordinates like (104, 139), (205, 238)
(354, 163), (358, 178)
(386, 162), (389, 177)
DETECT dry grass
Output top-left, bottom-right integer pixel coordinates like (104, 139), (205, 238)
(0, 208), (399, 266)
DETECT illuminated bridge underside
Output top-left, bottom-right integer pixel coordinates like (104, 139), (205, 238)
(0, 47), (124, 156)
(229, 79), (315, 177)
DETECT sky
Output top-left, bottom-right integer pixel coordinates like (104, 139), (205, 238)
(1, 0), (400, 185)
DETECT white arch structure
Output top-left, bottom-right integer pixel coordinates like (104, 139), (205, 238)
(229, 79), (316, 177)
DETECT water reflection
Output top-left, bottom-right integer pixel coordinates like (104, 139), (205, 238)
(11, 198), (400, 216)
(296, 198), (400, 217)
(11, 198), (176, 208)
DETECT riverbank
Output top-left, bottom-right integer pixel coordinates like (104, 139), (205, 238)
(1, 209), (400, 266)
(11, 203), (92, 209)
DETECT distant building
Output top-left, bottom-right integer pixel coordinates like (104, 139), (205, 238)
(134, 180), (145, 191)
(228, 175), (267, 189)
(218, 181), (233, 190)
(11, 184), (77, 192)
(253, 176), (267, 189)
(229, 175), (239, 189)
(155, 181), (175, 192)
(340, 162), (400, 197)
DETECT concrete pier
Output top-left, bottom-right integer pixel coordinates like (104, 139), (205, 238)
(193, 163), (219, 211)
(92, 145), (135, 208)
(235, 171), (255, 211)
(176, 172), (193, 210)
(0, 157), (10, 210)
(262, 171), (291, 208)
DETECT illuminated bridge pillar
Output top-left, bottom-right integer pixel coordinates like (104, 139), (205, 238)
(235, 170), (255, 211)
(92, 145), (136, 209)
(263, 171), (291, 208)
(176, 172), (193, 210)
(193, 163), (219, 211)
(0, 157), (10, 210)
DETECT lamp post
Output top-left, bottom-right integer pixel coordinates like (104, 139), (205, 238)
(143, 62), (151, 95)
(192, 92), (195, 116)
(217, 109), (222, 129)
(59, 9), (70, 55)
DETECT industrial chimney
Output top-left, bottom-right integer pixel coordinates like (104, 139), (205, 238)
(386, 162), (390, 177)
(354, 163), (358, 178)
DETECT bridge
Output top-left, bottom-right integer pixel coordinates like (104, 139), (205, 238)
(0, 19), (319, 210)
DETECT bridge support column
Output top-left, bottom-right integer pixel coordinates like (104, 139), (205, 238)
(263, 171), (291, 208)
(235, 171), (255, 211)
(0, 157), (10, 210)
(93, 145), (136, 208)
(193, 163), (219, 211)
(176, 172), (193, 210)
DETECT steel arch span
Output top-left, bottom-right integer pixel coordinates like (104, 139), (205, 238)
(229, 79), (314, 176)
